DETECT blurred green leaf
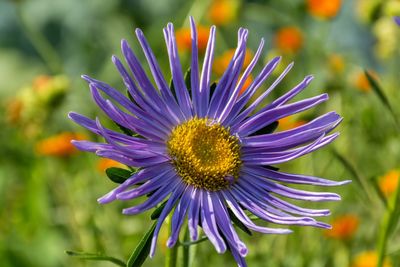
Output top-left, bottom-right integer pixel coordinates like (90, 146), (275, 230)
(370, 177), (388, 208)
(65, 251), (125, 266)
(106, 167), (132, 184)
(151, 201), (167, 220)
(332, 149), (374, 202)
(126, 221), (157, 267)
(364, 70), (399, 129)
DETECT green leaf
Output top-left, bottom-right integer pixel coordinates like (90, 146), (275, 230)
(126, 221), (157, 267)
(332, 149), (374, 202)
(65, 251), (125, 267)
(370, 177), (388, 208)
(227, 208), (252, 236)
(364, 70), (399, 129)
(106, 167), (133, 184)
(151, 201), (167, 220)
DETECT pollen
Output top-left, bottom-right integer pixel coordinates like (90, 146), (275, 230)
(167, 118), (241, 191)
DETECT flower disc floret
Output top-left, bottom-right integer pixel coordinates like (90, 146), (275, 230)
(167, 118), (241, 191)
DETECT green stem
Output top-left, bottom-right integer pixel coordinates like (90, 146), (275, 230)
(14, 3), (63, 74)
(181, 229), (190, 267)
(180, 236), (208, 246)
(165, 216), (178, 267)
(377, 176), (400, 267)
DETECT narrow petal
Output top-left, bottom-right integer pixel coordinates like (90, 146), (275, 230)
(200, 190), (227, 253)
(122, 178), (180, 215)
(150, 182), (186, 257)
(167, 186), (194, 247)
(198, 26), (216, 117)
(235, 94), (329, 136)
(188, 188), (201, 241)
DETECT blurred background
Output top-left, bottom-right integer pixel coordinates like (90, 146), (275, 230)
(0, 0), (400, 266)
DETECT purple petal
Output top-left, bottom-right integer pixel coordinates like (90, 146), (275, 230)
(241, 172), (341, 202)
(167, 186), (194, 247)
(150, 182), (186, 257)
(163, 23), (193, 118)
(200, 190), (227, 253)
(235, 94), (329, 136)
(122, 178), (180, 215)
(188, 188), (201, 241)
(221, 190), (293, 234)
(222, 56), (282, 126)
(198, 26), (216, 117)
(242, 165), (350, 187)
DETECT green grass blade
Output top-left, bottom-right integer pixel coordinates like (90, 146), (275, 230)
(126, 221), (157, 267)
(364, 70), (399, 129)
(65, 251), (126, 266)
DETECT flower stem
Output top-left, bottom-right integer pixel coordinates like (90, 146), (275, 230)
(165, 215), (178, 267)
(181, 229), (190, 267)
(377, 177), (400, 267)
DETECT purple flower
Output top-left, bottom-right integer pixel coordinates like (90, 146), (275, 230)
(69, 17), (349, 267)
(394, 16), (400, 26)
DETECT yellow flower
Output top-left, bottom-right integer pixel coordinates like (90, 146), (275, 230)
(274, 27), (303, 54)
(351, 251), (392, 267)
(208, 0), (239, 26)
(351, 70), (379, 93)
(324, 214), (359, 240)
(6, 98), (24, 124)
(176, 25), (210, 52)
(379, 169), (400, 197)
(307, 0), (342, 19)
(328, 54), (345, 74)
(36, 132), (86, 157)
(97, 158), (124, 172)
(278, 116), (307, 131)
(213, 48), (253, 76)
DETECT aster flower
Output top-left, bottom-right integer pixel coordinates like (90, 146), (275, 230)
(69, 17), (349, 266)
(395, 16), (400, 26)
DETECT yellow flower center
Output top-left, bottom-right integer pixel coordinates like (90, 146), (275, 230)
(167, 118), (241, 191)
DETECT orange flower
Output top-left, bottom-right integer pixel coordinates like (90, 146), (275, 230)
(239, 75), (253, 96)
(6, 99), (24, 124)
(379, 169), (400, 197)
(36, 132), (86, 157)
(328, 54), (345, 74)
(324, 214), (359, 240)
(97, 158), (124, 172)
(176, 25), (209, 52)
(353, 70), (379, 93)
(208, 0), (238, 26)
(274, 27), (303, 54)
(213, 49), (253, 76)
(278, 116), (307, 131)
(32, 75), (52, 92)
(351, 251), (392, 267)
(307, 0), (342, 20)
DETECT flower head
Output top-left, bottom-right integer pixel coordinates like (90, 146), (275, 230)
(352, 251), (392, 267)
(208, 0), (238, 26)
(36, 132), (85, 157)
(324, 214), (359, 240)
(69, 17), (348, 266)
(379, 169), (400, 197)
(274, 26), (303, 54)
(307, 0), (342, 20)
(395, 16), (400, 26)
